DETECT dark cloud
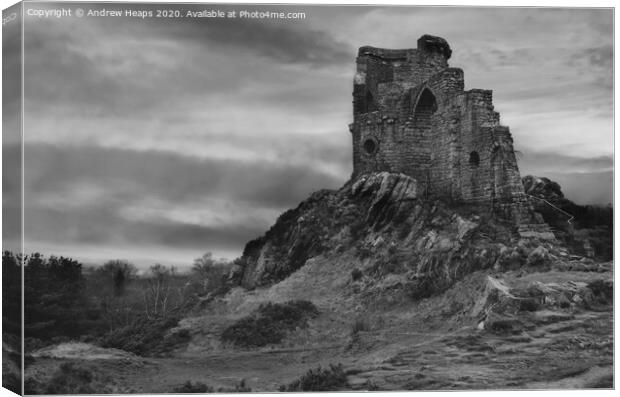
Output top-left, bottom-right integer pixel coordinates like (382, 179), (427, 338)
(566, 45), (613, 90)
(24, 205), (264, 252)
(166, 13), (353, 68)
(26, 3), (353, 68)
(582, 45), (613, 69)
(2, 140), (22, 248)
(23, 10), (353, 120)
(23, 26), (203, 118)
(20, 143), (346, 257)
(23, 143), (345, 209)
(24, 32), (120, 114)
(2, 143), (21, 202)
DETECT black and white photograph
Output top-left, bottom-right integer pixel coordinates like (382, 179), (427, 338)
(1, 0), (615, 394)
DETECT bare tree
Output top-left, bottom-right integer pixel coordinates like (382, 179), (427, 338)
(143, 264), (176, 319)
(191, 252), (231, 294)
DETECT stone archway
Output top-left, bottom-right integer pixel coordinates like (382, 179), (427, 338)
(412, 88), (437, 136)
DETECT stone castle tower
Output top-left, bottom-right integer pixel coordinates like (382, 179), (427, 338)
(350, 35), (526, 205)
(348, 35), (553, 237)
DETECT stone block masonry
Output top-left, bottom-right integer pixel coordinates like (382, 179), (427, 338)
(349, 34), (553, 234)
(351, 35), (515, 202)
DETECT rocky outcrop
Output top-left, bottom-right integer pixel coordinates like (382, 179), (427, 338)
(239, 173), (421, 288)
(522, 175), (565, 203)
(521, 175), (613, 261)
(237, 172), (560, 293)
(473, 272), (613, 334)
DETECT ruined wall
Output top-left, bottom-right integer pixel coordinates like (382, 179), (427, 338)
(350, 35), (529, 214)
(353, 43), (449, 115)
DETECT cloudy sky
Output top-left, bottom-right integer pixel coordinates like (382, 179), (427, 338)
(3, 2), (613, 268)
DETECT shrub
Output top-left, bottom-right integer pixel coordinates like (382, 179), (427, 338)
(518, 298), (539, 312)
(221, 300), (319, 348)
(587, 279), (613, 305)
(217, 379), (252, 393)
(525, 246), (550, 267)
(408, 277), (435, 300)
(221, 316), (286, 348)
(100, 316), (190, 356)
(172, 381), (213, 393)
(259, 300), (319, 322)
(364, 379), (380, 391)
(486, 316), (522, 335)
(44, 363), (95, 395)
(351, 268), (363, 281)
(279, 364), (349, 391)
(232, 379), (251, 392)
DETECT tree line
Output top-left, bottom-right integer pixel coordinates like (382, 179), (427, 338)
(2, 251), (235, 355)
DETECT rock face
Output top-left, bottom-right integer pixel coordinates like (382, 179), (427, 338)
(521, 175), (613, 260)
(472, 273), (613, 335)
(522, 175), (565, 203)
(237, 172), (557, 291)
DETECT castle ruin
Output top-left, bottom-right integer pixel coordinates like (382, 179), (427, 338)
(349, 34), (552, 236)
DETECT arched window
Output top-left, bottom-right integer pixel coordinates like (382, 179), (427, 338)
(469, 151), (480, 167)
(413, 88), (437, 134)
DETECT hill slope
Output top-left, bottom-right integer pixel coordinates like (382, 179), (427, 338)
(22, 172), (613, 392)
(235, 172), (558, 293)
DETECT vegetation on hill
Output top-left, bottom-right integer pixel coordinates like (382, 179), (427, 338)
(42, 362), (97, 395)
(522, 175), (612, 260)
(279, 364), (349, 391)
(2, 252), (23, 394)
(221, 300), (319, 347)
(23, 252), (100, 340)
(1, 250), (234, 358)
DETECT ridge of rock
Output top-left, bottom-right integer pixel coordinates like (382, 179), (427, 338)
(234, 172), (559, 292)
